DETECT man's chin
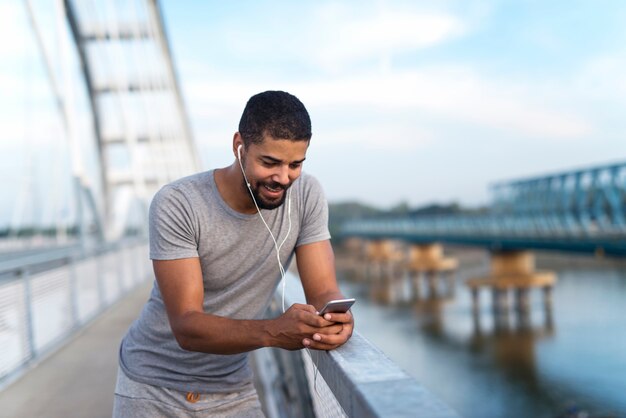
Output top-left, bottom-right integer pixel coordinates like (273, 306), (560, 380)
(251, 182), (291, 210)
(256, 196), (286, 210)
(255, 190), (287, 210)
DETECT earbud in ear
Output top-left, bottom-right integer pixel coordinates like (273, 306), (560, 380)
(236, 144), (251, 187)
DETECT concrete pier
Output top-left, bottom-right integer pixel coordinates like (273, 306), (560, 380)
(364, 239), (406, 280)
(405, 243), (458, 300)
(466, 251), (556, 316)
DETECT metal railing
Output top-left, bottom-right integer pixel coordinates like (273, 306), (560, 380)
(0, 244), (459, 416)
(253, 273), (460, 418)
(0, 239), (151, 390)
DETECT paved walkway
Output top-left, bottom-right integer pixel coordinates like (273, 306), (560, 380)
(0, 281), (153, 418)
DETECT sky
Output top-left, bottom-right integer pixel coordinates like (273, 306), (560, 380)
(157, 0), (626, 208)
(1, 0), (626, 228)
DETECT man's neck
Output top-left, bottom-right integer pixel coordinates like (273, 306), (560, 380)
(214, 165), (257, 214)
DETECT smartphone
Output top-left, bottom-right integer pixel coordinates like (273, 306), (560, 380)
(319, 298), (356, 315)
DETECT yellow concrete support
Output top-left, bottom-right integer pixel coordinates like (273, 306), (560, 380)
(366, 240), (405, 263)
(406, 243), (458, 272)
(467, 250), (556, 314)
(406, 243), (458, 300)
(343, 237), (364, 253)
(364, 239), (406, 281)
(336, 238), (367, 277)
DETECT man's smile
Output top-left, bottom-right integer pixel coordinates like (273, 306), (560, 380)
(261, 182), (286, 198)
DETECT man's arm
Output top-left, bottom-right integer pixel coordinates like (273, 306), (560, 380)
(154, 258), (341, 354)
(295, 240), (354, 350)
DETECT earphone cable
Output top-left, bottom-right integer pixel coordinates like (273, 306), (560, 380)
(237, 150), (322, 398)
(237, 154), (292, 313)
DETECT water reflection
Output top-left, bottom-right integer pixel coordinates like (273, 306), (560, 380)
(472, 295), (555, 335)
(335, 246), (626, 418)
(470, 313), (554, 376)
(366, 270), (456, 305)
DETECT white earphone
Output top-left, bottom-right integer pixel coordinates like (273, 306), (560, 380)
(237, 145), (244, 167)
(238, 145), (320, 382)
(237, 145), (249, 185)
(237, 143), (292, 312)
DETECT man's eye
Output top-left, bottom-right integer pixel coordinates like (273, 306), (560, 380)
(263, 161), (278, 167)
(289, 163), (302, 169)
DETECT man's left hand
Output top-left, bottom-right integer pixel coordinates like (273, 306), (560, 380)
(302, 310), (354, 350)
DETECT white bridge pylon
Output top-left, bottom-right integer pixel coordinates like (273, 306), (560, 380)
(28, 0), (200, 241)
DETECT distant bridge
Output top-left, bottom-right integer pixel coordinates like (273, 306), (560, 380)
(342, 161), (626, 255)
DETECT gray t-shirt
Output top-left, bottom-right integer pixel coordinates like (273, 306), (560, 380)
(119, 170), (330, 393)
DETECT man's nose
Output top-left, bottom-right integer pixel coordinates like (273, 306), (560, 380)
(273, 165), (290, 185)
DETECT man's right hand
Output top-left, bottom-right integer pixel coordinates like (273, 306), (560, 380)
(265, 303), (342, 350)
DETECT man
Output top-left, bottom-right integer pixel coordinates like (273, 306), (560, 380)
(113, 91), (354, 417)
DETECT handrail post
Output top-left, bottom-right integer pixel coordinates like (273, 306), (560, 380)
(21, 268), (37, 362)
(68, 254), (80, 328)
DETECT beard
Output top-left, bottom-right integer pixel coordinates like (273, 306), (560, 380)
(239, 154), (293, 210)
(243, 178), (292, 210)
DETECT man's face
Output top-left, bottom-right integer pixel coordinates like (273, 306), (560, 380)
(240, 135), (309, 210)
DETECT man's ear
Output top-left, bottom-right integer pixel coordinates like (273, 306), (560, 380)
(233, 132), (244, 158)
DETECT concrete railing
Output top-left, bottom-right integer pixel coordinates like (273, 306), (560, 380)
(253, 273), (461, 418)
(0, 239), (151, 390)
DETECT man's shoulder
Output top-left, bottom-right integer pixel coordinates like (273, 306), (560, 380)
(152, 170), (214, 207)
(167, 170), (213, 190)
(156, 170), (212, 196)
(297, 171), (323, 190)
(294, 172), (327, 211)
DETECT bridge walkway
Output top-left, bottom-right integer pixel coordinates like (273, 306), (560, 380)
(0, 281), (152, 418)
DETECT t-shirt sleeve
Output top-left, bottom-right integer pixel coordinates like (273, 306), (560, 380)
(296, 174), (331, 247)
(149, 185), (199, 260)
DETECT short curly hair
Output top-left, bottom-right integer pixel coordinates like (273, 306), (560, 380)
(238, 91), (312, 145)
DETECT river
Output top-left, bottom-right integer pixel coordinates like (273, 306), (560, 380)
(335, 247), (626, 418)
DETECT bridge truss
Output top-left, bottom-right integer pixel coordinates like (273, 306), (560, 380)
(342, 161), (626, 255)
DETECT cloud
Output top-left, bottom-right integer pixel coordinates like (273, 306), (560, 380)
(183, 64), (592, 148)
(0, 2), (29, 59)
(576, 54), (626, 100)
(311, 9), (466, 72)
(0, 107), (65, 146)
(300, 70), (591, 139)
(214, 2), (467, 75)
(313, 123), (435, 151)
(179, 1), (592, 143)
(0, 72), (52, 102)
